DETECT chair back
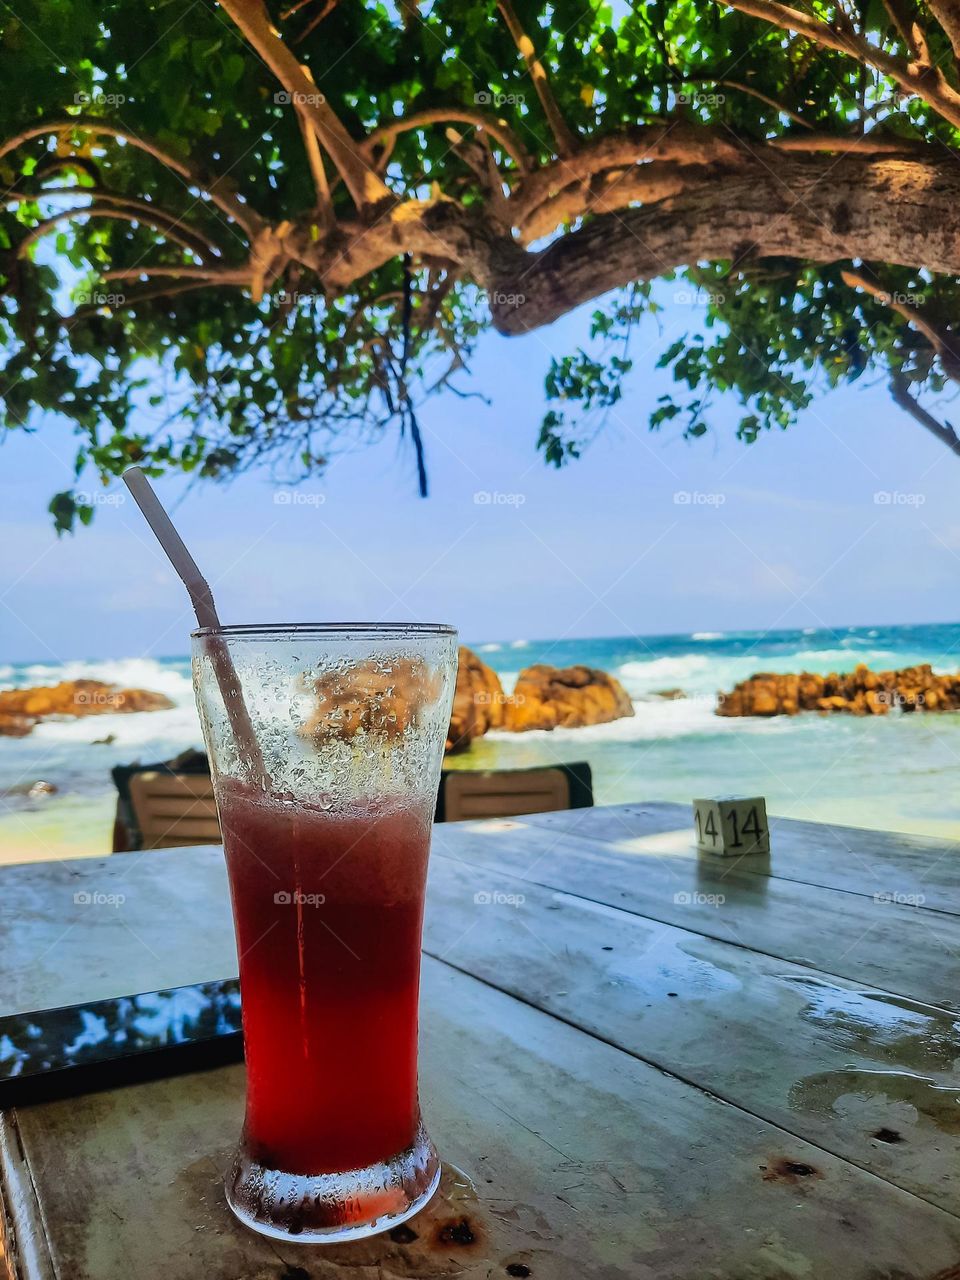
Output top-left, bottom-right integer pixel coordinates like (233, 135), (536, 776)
(436, 762), (593, 823)
(126, 770), (221, 850)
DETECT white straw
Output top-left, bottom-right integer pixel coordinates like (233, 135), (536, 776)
(121, 466), (267, 786)
(122, 467), (219, 630)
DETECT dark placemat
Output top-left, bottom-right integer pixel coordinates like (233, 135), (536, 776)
(0, 978), (243, 1107)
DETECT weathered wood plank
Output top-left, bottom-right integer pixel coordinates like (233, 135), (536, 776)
(519, 801), (960, 916)
(5, 959), (960, 1280)
(0, 846), (233, 1016)
(0, 1116), (54, 1280)
(430, 820), (960, 1008)
(425, 850), (960, 1214)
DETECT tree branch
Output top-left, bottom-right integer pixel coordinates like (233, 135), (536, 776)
(444, 128), (511, 227)
(216, 0), (390, 210)
(248, 220), (296, 302)
(296, 106), (334, 227)
(510, 122), (742, 234)
(927, 0), (960, 60)
(495, 0), (577, 156)
(40, 131), (960, 349)
(885, 0), (921, 55)
(485, 152), (960, 333)
(397, 0), (420, 31)
(714, 0), (880, 61)
(880, 0), (923, 59)
(0, 121), (261, 236)
(15, 204), (215, 261)
(519, 161), (690, 243)
(841, 266), (960, 377)
(31, 154), (102, 186)
(367, 108), (530, 172)
(7, 188), (225, 258)
(274, 143), (960, 340)
(292, 0), (340, 44)
(771, 132), (921, 153)
(279, 0), (317, 19)
(713, 0), (960, 130)
(102, 266), (249, 282)
(890, 373), (960, 455)
(682, 76), (814, 128)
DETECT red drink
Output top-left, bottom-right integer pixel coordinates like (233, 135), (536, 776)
(218, 779), (431, 1178)
(193, 623), (456, 1240)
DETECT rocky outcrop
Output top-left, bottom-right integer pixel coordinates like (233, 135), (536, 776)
(304, 658), (443, 744)
(446, 647), (506, 753)
(717, 663), (960, 717)
(301, 647), (506, 754)
(504, 664), (634, 733)
(0, 713), (34, 738)
(445, 652), (635, 746)
(0, 680), (174, 737)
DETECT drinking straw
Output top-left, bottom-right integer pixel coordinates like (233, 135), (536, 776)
(121, 467), (268, 786)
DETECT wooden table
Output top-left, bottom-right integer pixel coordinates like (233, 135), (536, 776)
(2, 801), (960, 1279)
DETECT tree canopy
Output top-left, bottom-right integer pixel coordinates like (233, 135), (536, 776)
(4, 0), (960, 529)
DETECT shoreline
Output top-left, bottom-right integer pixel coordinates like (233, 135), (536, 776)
(3, 625), (960, 863)
(4, 753), (960, 866)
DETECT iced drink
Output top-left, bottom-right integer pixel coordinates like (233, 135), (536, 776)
(192, 624), (457, 1242)
(218, 781), (430, 1178)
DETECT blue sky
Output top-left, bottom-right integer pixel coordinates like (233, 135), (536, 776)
(2, 292), (959, 663)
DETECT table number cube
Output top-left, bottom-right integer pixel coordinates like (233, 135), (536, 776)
(693, 796), (769, 855)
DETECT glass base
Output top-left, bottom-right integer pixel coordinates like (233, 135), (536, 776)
(225, 1122), (441, 1243)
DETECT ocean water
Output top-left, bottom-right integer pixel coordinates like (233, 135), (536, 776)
(2, 623), (960, 860)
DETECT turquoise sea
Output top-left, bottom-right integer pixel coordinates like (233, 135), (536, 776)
(3, 622), (960, 860)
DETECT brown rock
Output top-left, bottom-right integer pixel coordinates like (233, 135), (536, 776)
(857, 664), (881, 691)
(717, 673), (789, 717)
(717, 689), (742, 716)
(798, 673), (825, 705)
(817, 695), (851, 713)
(504, 664), (634, 733)
(446, 647), (505, 753)
(106, 687), (175, 714)
(0, 712), (33, 737)
(717, 663), (960, 718)
(304, 658), (442, 744)
(300, 646), (503, 755)
(0, 680), (174, 737)
(749, 684), (781, 716)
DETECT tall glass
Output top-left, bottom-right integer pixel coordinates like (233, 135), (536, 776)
(191, 623), (458, 1243)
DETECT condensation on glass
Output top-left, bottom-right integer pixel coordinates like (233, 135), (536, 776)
(192, 623), (458, 1243)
